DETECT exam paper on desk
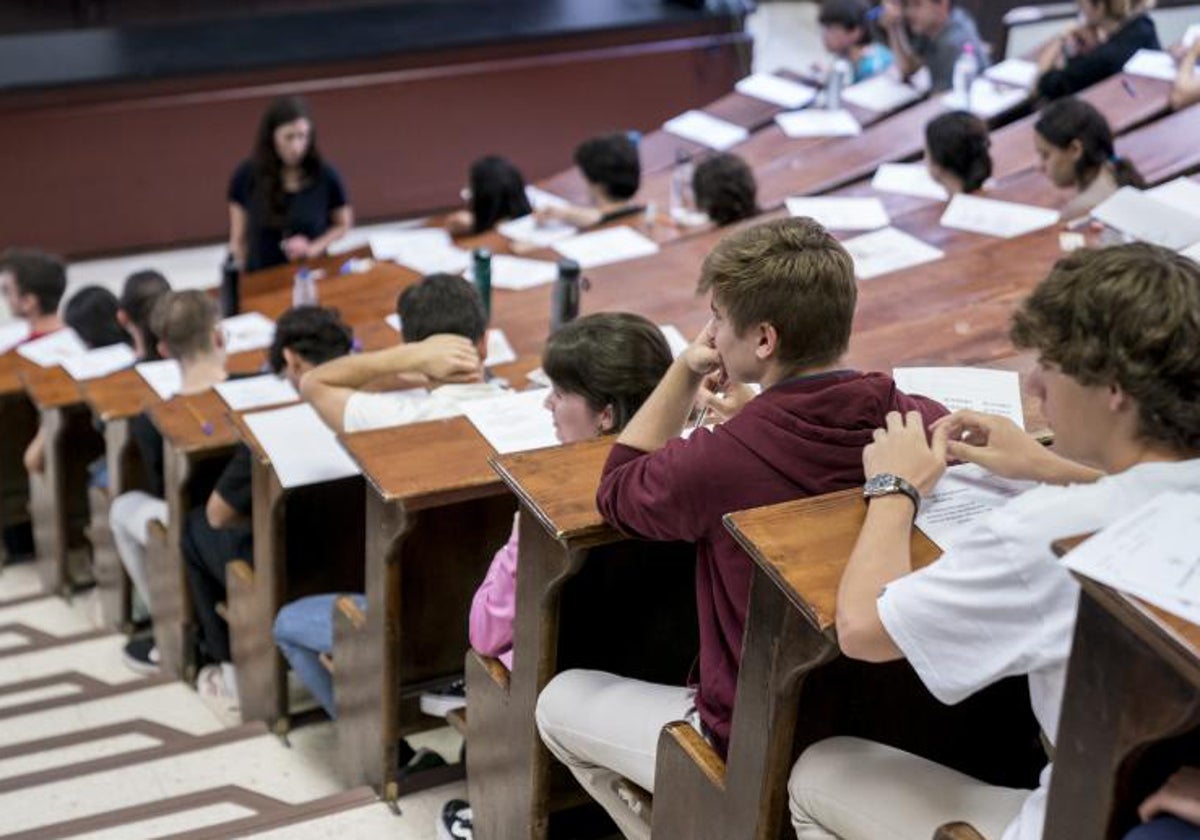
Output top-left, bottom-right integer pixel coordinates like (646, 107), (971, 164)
(221, 312), (276, 355)
(916, 463), (1035, 552)
(1092, 187), (1200, 252)
(775, 108), (861, 138)
(841, 227), (944, 280)
(891, 367), (1025, 429)
(463, 388), (558, 455)
(940, 194), (1059, 239)
(871, 163), (949, 201)
(840, 74), (924, 113)
(0, 322), (30, 355)
(735, 73), (817, 109)
(786, 196), (890, 231)
(16, 328), (87, 368)
(243, 402), (361, 489)
(663, 110), (750, 151)
(214, 374), (299, 412)
(136, 359), (182, 401)
(62, 343), (136, 382)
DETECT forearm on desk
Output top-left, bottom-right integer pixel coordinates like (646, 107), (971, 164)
(836, 496), (911, 663)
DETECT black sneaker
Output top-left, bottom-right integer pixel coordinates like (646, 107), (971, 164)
(437, 799), (473, 840)
(420, 678), (466, 718)
(122, 636), (160, 675)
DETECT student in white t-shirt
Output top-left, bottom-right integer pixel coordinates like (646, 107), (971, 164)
(301, 273), (498, 434)
(789, 243), (1200, 840)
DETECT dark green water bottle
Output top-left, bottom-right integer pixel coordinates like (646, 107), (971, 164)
(473, 248), (492, 319)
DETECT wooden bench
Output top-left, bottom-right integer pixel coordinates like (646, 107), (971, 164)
(0, 352), (38, 567)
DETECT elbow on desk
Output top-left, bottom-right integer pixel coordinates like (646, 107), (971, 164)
(835, 612), (895, 664)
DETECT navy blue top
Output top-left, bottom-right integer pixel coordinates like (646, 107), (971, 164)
(1038, 14), (1160, 100)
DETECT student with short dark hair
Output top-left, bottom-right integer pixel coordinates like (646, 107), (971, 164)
(879, 0), (986, 92)
(925, 110), (992, 195)
(692, 153), (760, 227)
(445, 155), (533, 236)
(302, 273), (494, 434)
(118, 270), (171, 362)
(536, 132), (642, 229)
(789, 243), (1200, 840)
(1036, 0), (1160, 101)
(63, 287), (131, 350)
(818, 0), (894, 82)
(0, 248), (66, 339)
(1033, 96), (1144, 219)
(535, 218), (947, 839)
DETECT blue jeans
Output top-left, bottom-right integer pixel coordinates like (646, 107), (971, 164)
(274, 593), (366, 718)
(1126, 817), (1200, 839)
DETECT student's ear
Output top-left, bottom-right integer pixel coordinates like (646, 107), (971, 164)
(755, 322), (780, 361)
(1067, 138), (1085, 166)
(157, 339), (171, 360)
(212, 325), (226, 352)
(598, 404), (615, 433)
(116, 310), (131, 329)
(1108, 383), (1133, 414)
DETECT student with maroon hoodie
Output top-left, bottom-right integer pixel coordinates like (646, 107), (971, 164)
(535, 217), (947, 839)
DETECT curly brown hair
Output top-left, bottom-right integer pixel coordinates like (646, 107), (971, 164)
(1011, 243), (1200, 454)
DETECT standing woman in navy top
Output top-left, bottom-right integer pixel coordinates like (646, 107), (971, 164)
(1035, 0), (1159, 100)
(227, 96), (353, 273)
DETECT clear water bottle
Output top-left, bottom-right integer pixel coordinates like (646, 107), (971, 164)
(952, 42), (980, 111)
(669, 150), (706, 227)
(473, 248), (492, 319)
(292, 267), (319, 307)
(827, 57), (852, 110)
(550, 259), (581, 333)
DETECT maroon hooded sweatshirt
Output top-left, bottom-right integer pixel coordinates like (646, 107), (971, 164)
(596, 370), (947, 756)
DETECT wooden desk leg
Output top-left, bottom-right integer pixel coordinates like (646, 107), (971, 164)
(31, 408), (66, 594)
(91, 419), (134, 630)
(229, 460), (287, 728)
(653, 567), (836, 840)
(149, 445), (196, 680)
(468, 510), (585, 840)
(0, 392), (37, 567)
(1046, 590), (1200, 839)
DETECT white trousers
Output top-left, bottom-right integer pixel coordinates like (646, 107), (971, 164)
(109, 491), (168, 611)
(788, 737), (1031, 840)
(535, 669), (699, 840)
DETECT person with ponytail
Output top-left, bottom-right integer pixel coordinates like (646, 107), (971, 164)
(227, 96), (353, 273)
(925, 111), (993, 196)
(1033, 96), (1145, 219)
(1036, 0), (1160, 100)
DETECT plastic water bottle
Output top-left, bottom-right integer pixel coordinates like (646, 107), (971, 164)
(292, 267), (319, 307)
(550, 259), (582, 333)
(827, 58), (852, 110)
(472, 248), (492, 319)
(952, 42), (980, 111)
(669, 150), (706, 227)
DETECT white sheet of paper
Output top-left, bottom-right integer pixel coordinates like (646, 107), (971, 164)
(0, 321), (31, 355)
(658, 325), (690, 359)
(486, 329), (518, 367)
(942, 79), (1029, 119)
(840, 75), (923, 112)
(842, 227), (945, 280)
(62, 343), (136, 381)
(1147, 178), (1200, 217)
(786, 196), (890, 231)
(462, 388), (558, 455)
(369, 228), (471, 275)
(917, 463), (1036, 551)
(735, 73), (818, 109)
(1186, 24), (1200, 49)
(1092, 187), (1200, 252)
(663, 110), (750, 151)
(775, 108), (862, 138)
(891, 366), (1025, 428)
(984, 58), (1040, 90)
(471, 254), (558, 291)
(244, 402), (361, 489)
(221, 312), (276, 355)
(1124, 49), (1178, 81)
(940, 194), (1060, 239)
(525, 186), (568, 211)
(553, 226), (660, 269)
(1183, 241), (1200, 264)
(1063, 491), (1200, 626)
(214, 374), (298, 412)
(497, 213), (579, 248)
(16, 328), (87, 368)
(871, 162), (950, 201)
(135, 359), (182, 400)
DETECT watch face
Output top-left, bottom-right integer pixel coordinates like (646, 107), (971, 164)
(865, 473), (899, 495)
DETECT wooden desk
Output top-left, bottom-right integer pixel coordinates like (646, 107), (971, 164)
(0, 352), (38, 566)
(236, 247), (373, 303)
(1047, 552), (1200, 839)
(1117, 100), (1200, 185)
(472, 437), (698, 840)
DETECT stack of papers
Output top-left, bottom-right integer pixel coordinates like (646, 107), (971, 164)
(1091, 187), (1200, 252)
(221, 312), (276, 355)
(916, 463), (1035, 551)
(214, 374), (299, 412)
(1123, 49), (1178, 82)
(0, 322), (31, 355)
(369, 229), (470, 275)
(871, 162), (949, 201)
(841, 74), (924, 112)
(786, 196), (890, 231)
(735, 73), (818, 109)
(462, 388), (558, 455)
(16, 328), (87, 368)
(775, 108), (861, 138)
(842, 227), (945, 280)
(941, 79), (1029, 119)
(135, 359), (183, 400)
(470, 254), (558, 291)
(984, 58), (1040, 90)
(244, 402), (361, 489)
(62, 343), (136, 381)
(663, 110), (750, 151)
(891, 366), (1025, 428)
(497, 214), (578, 249)
(1064, 491), (1200, 626)
(553, 226), (660, 269)
(940, 194), (1059, 239)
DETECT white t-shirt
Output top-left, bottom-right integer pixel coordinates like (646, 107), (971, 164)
(342, 382), (505, 434)
(878, 458), (1200, 840)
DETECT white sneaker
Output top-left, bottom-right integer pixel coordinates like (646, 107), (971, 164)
(196, 664), (242, 727)
(420, 678), (466, 718)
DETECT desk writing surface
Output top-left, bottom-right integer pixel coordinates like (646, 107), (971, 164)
(491, 435), (617, 544)
(240, 261), (420, 328)
(82, 367), (157, 422)
(238, 246), (373, 300)
(0, 352), (23, 396)
(726, 488), (940, 633)
(149, 390), (239, 454)
(1117, 102), (1200, 185)
(18, 363), (83, 411)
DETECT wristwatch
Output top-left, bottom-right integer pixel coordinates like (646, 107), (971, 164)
(863, 473), (921, 514)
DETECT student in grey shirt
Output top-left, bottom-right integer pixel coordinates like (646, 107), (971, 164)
(880, 0), (986, 91)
